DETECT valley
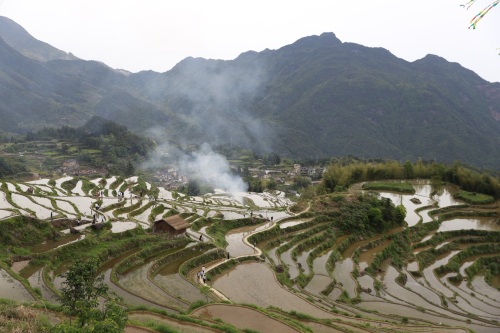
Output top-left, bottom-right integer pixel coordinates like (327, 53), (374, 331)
(0, 174), (499, 332)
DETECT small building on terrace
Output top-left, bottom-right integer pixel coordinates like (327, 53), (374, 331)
(153, 215), (190, 236)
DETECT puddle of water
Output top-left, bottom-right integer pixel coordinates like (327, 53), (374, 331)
(154, 251), (206, 302)
(192, 304), (299, 333)
(437, 218), (500, 232)
(6, 182), (18, 192)
(111, 221), (137, 233)
(422, 251), (461, 298)
(0, 269), (35, 302)
(104, 176), (117, 189)
(61, 197), (94, 217)
(225, 225), (263, 257)
(55, 199), (78, 215)
(0, 209), (13, 219)
(129, 312), (219, 333)
(28, 268), (60, 303)
(27, 179), (50, 185)
(104, 269), (176, 312)
(99, 249), (141, 273)
(358, 239), (391, 270)
(312, 250), (333, 275)
(212, 262), (333, 319)
(358, 301), (493, 333)
(357, 275), (374, 292)
(382, 266), (467, 321)
(407, 261), (419, 271)
(155, 271), (207, 304)
(332, 259), (356, 298)
(403, 269), (442, 305)
(470, 276), (500, 303)
(267, 245), (282, 265)
(118, 249), (189, 310)
(328, 288), (341, 301)
(304, 275), (331, 295)
(11, 193), (52, 219)
(280, 218), (313, 229)
(296, 248), (314, 275)
(280, 248), (299, 280)
(443, 272), (500, 315)
(72, 181), (87, 196)
(30, 234), (85, 253)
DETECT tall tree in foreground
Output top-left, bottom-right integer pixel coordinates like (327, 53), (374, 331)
(55, 258), (127, 332)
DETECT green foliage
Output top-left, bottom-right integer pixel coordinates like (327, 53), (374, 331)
(206, 218), (265, 248)
(129, 201), (154, 217)
(0, 156), (28, 178)
(206, 256), (260, 281)
(0, 215), (55, 248)
(114, 238), (190, 274)
(179, 249), (226, 277)
(59, 258), (109, 327)
(334, 194), (406, 235)
(112, 200), (142, 217)
(362, 182), (415, 193)
(435, 243), (500, 276)
(454, 191), (495, 204)
(322, 160), (500, 198)
(0, 300), (53, 332)
(367, 231), (414, 273)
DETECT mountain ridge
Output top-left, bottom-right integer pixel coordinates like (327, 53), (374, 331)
(0, 16), (78, 62)
(0, 17), (499, 170)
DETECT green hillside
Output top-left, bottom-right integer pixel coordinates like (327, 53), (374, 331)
(0, 19), (499, 170)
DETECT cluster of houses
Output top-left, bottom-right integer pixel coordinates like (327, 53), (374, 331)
(248, 164), (324, 185)
(151, 168), (189, 190)
(61, 159), (106, 176)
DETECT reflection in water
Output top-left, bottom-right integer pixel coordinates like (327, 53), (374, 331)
(332, 259), (356, 297)
(0, 269), (34, 302)
(423, 251), (460, 298)
(437, 218), (500, 232)
(213, 262), (333, 319)
(279, 218), (312, 229)
(30, 234), (85, 253)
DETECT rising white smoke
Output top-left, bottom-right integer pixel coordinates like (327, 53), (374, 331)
(141, 133), (248, 195)
(179, 143), (248, 194)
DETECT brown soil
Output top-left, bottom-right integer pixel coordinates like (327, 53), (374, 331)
(192, 304), (299, 333)
(10, 260), (30, 274)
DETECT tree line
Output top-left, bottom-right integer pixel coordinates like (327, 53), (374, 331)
(321, 158), (500, 198)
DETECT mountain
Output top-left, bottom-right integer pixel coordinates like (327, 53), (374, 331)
(0, 16), (78, 62)
(0, 19), (499, 170)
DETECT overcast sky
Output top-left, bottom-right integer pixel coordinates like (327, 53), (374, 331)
(1, 0), (499, 82)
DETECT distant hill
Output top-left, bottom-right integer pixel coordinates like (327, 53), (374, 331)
(0, 16), (78, 62)
(0, 18), (499, 170)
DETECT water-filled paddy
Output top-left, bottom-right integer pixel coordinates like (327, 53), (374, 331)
(30, 234), (85, 253)
(212, 262), (333, 318)
(437, 217), (500, 232)
(192, 304), (299, 333)
(0, 269), (35, 302)
(129, 311), (221, 333)
(279, 218), (312, 229)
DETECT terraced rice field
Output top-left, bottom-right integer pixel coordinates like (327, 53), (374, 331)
(1, 177), (499, 332)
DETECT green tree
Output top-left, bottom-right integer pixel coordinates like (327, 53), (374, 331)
(403, 160), (414, 179)
(187, 180), (201, 196)
(56, 259), (127, 332)
(125, 160), (135, 177)
(293, 176), (312, 189)
(266, 178), (278, 191)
